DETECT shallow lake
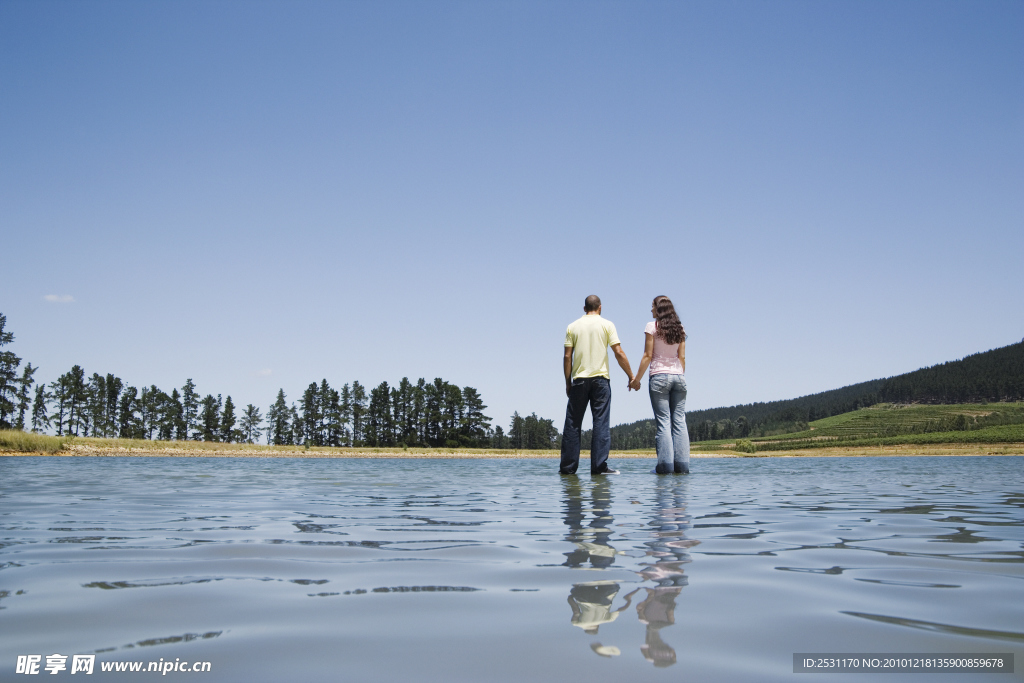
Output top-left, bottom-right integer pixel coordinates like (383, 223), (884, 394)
(1, 456), (1022, 682)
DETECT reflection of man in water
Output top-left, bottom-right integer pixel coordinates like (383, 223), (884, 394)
(562, 477), (636, 641)
(561, 478), (617, 569)
(568, 582), (637, 634)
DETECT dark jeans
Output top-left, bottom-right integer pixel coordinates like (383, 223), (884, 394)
(560, 376), (611, 474)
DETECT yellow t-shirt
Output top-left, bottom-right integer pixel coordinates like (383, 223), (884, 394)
(565, 315), (621, 380)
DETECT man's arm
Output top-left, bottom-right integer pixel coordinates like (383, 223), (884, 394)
(564, 346), (574, 397)
(611, 344), (634, 385)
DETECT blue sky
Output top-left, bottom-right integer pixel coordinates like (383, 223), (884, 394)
(2, 0), (1022, 432)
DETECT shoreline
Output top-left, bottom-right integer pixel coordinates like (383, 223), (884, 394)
(2, 443), (1022, 459)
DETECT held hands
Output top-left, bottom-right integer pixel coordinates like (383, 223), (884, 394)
(628, 376), (642, 392)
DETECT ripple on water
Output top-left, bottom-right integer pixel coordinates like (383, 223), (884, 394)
(0, 455), (1021, 682)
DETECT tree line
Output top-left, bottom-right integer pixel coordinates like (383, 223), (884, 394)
(877, 341), (1024, 404)
(0, 313), (561, 449)
(265, 377), (492, 448)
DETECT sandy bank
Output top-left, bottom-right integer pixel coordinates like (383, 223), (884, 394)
(2, 443), (1021, 458)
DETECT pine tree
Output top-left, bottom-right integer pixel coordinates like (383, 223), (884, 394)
(367, 381), (393, 446)
(299, 382), (321, 446)
(461, 386), (490, 447)
(351, 381), (367, 446)
(220, 395), (237, 443)
(198, 394), (221, 442)
(339, 383), (352, 446)
(396, 377), (416, 445)
(323, 388), (341, 446)
(104, 374), (123, 438)
(491, 425), (507, 449)
(140, 385), (164, 439)
(508, 412), (524, 449)
(31, 384), (51, 433)
(442, 382), (464, 447)
(318, 379), (331, 445)
(424, 379), (444, 446)
(413, 378), (426, 445)
(390, 384), (402, 445)
(266, 389), (290, 445)
(64, 365), (87, 436)
(180, 379), (199, 441)
(240, 404), (263, 444)
(380, 382), (395, 445)
(118, 386), (141, 438)
(78, 377), (94, 437)
(86, 373), (107, 436)
(14, 363), (37, 430)
(0, 314), (22, 429)
(50, 375), (70, 435)
(163, 388), (183, 441)
(290, 404), (302, 446)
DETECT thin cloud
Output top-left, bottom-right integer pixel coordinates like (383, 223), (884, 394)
(44, 294), (75, 303)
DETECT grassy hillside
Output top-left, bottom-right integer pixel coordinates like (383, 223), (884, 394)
(694, 403), (1024, 452)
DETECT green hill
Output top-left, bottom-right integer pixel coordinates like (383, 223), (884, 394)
(584, 340), (1024, 449)
(700, 403), (1024, 452)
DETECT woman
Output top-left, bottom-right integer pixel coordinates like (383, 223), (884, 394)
(629, 296), (689, 474)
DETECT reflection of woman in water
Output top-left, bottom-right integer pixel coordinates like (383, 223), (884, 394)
(636, 587), (680, 667)
(629, 296), (689, 474)
(634, 478), (697, 666)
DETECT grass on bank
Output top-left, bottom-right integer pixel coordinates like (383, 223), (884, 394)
(697, 403), (1024, 453)
(0, 430), (71, 454)
(0, 431), (562, 457)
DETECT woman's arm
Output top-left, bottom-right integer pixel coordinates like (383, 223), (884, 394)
(678, 339), (686, 374)
(630, 333), (655, 390)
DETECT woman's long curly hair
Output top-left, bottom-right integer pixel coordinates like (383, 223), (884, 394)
(653, 296), (686, 345)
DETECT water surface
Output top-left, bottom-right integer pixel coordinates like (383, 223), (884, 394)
(1, 456), (1022, 681)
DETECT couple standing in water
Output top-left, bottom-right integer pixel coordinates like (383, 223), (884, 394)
(560, 294), (689, 476)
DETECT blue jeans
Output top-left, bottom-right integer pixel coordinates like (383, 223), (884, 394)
(560, 377), (611, 474)
(649, 374), (689, 474)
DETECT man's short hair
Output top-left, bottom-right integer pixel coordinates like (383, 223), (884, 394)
(584, 295), (601, 312)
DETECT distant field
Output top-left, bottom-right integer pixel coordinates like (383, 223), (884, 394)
(695, 403), (1024, 452)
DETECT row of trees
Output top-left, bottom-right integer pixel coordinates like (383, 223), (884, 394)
(878, 341), (1024, 404)
(1, 313), (561, 449)
(500, 412), (559, 450)
(265, 377), (493, 448)
(25, 367), (261, 444)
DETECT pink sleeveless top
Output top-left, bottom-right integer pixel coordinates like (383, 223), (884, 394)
(645, 321), (684, 376)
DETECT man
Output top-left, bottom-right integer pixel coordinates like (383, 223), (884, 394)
(560, 295), (634, 475)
